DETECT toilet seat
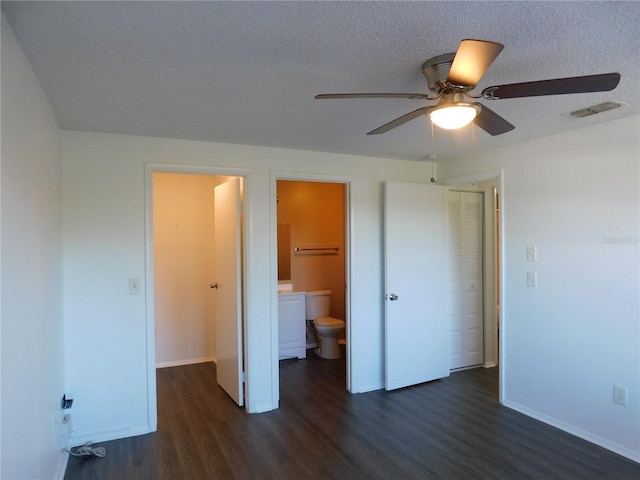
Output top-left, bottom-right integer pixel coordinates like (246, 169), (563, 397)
(315, 316), (344, 327)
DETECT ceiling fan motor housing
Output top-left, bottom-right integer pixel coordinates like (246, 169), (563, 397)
(422, 53), (455, 92)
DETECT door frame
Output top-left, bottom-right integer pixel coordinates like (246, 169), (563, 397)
(144, 163), (252, 428)
(269, 171), (354, 406)
(441, 169), (505, 403)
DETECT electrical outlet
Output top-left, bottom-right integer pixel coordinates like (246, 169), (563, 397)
(613, 384), (627, 406)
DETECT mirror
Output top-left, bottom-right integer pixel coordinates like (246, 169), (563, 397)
(277, 223), (291, 280)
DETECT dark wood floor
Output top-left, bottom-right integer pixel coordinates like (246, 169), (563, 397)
(66, 350), (640, 479)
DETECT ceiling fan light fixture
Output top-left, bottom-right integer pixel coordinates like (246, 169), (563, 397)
(430, 104), (479, 130)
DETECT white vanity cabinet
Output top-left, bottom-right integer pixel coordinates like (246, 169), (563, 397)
(278, 292), (306, 360)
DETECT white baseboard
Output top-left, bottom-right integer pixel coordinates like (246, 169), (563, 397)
(156, 356), (216, 369)
(503, 399), (640, 463)
(451, 364), (485, 373)
(69, 424), (154, 449)
(54, 449), (69, 480)
(351, 382), (384, 394)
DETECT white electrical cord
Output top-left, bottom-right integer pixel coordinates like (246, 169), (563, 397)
(66, 441), (106, 458)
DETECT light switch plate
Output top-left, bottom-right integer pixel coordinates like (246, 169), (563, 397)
(526, 245), (537, 262)
(129, 278), (141, 295)
(527, 272), (537, 287)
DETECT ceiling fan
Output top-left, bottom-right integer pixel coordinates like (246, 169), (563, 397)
(315, 39), (621, 136)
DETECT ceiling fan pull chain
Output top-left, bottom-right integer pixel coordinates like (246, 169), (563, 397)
(471, 122), (477, 186)
(430, 120), (437, 184)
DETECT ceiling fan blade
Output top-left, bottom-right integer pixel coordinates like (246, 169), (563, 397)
(447, 39), (504, 87)
(315, 93), (430, 100)
(473, 103), (515, 136)
(481, 72), (621, 99)
(366, 107), (430, 135)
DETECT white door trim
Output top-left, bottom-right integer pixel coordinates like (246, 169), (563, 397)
(269, 171), (355, 407)
(144, 163), (252, 428)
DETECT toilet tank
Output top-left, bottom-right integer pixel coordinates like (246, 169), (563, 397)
(305, 290), (332, 320)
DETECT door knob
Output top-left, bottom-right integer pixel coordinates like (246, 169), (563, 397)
(389, 293), (398, 301)
(210, 283), (219, 289)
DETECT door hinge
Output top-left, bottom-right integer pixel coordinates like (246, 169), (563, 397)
(242, 371), (246, 383)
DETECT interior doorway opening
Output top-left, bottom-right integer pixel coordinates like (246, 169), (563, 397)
(273, 177), (351, 399)
(446, 179), (500, 371)
(146, 166), (249, 428)
(443, 172), (503, 400)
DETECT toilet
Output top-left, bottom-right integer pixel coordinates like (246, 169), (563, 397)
(305, 290), (345, 359)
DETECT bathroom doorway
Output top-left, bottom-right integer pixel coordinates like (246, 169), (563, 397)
(274, 178), (350, 394)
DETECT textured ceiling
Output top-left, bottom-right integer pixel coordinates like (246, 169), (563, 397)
(3, 1), (639, 161)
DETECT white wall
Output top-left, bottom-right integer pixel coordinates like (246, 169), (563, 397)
(440, 115), (640, 461)
(153, 172), (217, 367)
(62, 130), (432, 444)
(1, 14), (65, 479)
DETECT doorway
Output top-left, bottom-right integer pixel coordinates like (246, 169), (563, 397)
(273, 176), (351, 398)
(145, 165), (249, 427)
(382, 178), (501, 392)
(444, 175), (501, 382)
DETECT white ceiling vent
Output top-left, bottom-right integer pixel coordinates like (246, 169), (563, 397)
(570, 101), (622, 118)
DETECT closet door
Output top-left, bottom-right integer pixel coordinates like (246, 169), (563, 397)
(447, 191), (484, 370)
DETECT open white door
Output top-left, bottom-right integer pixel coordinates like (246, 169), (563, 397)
(384, 181), (448, 390)
(214, 178), (244, 406)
